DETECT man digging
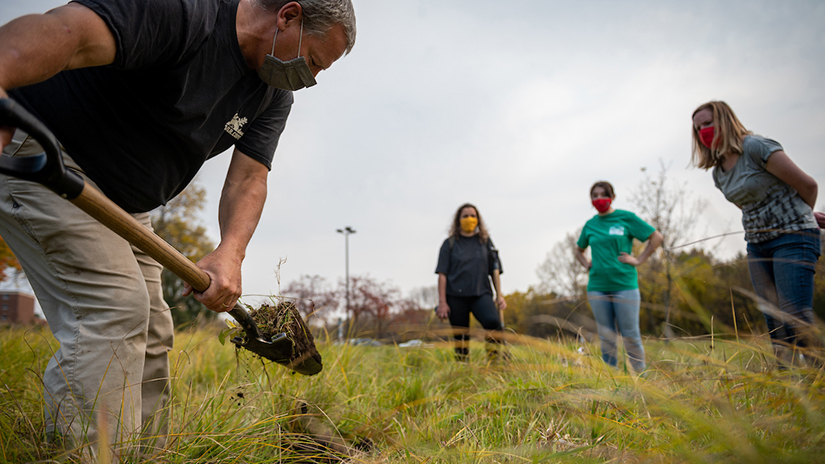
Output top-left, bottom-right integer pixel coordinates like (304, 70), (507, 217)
(0, 0), (355, 459)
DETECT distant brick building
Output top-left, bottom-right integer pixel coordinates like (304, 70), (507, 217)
(0, 291), (36, 325)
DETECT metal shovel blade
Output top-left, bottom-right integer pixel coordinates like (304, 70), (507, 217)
(227, 306), (323, 375)
(230, 333), (322, 376)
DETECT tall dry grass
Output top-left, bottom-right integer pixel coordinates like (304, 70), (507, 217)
(1, 322), (824, 463)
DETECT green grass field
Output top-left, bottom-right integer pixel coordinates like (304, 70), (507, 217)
(1, 324), (824, 463)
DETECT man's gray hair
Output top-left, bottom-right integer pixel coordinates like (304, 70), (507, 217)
(258, 0), (356, 55)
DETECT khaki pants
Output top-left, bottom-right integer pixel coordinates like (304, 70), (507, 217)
(0, 131), (174, 458)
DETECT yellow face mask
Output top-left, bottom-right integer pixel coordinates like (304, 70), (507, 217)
(460, 217), (478, 234)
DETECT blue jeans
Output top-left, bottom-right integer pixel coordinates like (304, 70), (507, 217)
(587, 288), (645, 372)
(746, 230), (820, 348)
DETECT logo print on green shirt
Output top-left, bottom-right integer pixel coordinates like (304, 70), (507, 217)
(609, 225), (625, 236)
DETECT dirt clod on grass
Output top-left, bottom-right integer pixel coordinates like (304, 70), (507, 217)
(248, 300), (321, 365)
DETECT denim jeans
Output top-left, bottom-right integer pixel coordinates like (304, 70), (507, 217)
(746, 230), (821, 348)
(587, 288), (645, 372)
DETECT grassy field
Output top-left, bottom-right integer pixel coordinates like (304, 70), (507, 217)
(1, 324), (824, 463)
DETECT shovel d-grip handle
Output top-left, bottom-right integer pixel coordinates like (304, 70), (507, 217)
(0, 98), (85, 199)
(0, 98), (266, 352)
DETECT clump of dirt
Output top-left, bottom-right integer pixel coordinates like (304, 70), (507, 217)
(287, 400), (374, 460)
(248, 300), (321, 367)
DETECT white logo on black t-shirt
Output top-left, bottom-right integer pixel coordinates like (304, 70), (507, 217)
(224, 113), (248, 139)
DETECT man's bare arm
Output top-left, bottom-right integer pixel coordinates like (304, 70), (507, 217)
(0, 4), (115, 94)
(0, 4), (115, 147)
(184, 149), (268, 312)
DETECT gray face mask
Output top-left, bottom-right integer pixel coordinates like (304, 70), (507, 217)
(257, 22), (317, 91)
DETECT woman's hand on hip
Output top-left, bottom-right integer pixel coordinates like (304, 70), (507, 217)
(617, 252), (641, 266)
(815, 211), (825, 229)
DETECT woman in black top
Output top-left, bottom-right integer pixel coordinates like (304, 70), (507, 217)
(435, 203), (506, 361)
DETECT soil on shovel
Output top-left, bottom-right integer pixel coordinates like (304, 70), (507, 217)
(247, 300), (321, 366)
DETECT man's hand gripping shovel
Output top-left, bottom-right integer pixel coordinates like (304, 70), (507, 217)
(0, 98), (322, 375)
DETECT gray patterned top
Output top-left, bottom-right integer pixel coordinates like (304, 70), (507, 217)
(713, 135), (817, 243)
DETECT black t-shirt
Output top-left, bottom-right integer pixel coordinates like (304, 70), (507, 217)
(435, 235), (503, 297)
(9, 0), (293, 213)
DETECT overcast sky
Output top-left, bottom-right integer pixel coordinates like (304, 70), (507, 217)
(2, 0), (824, 306)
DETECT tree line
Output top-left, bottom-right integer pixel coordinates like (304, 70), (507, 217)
(274, 163), (825, 344)
(2, 167), (822, 342)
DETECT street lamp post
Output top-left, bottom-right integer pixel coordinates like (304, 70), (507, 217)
(336, 226), (355, 336)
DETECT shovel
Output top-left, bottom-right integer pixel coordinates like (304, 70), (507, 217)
(0, 98), (322, 375)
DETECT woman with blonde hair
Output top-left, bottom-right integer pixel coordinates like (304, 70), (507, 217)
(692, 101), (822, 365)
(435, 203), (506, 361)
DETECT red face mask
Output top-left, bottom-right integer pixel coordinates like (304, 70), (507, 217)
(592, 198), (612, 213)
(699, 127), (715, 149)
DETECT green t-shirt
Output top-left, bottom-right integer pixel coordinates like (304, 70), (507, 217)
(576, 209), (656, 292)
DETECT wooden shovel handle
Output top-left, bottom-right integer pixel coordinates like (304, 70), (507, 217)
(70, 183), (211, 292)
(71, 183), (266, 338)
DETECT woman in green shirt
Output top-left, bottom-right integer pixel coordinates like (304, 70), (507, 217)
(575, 181), (663, 373)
